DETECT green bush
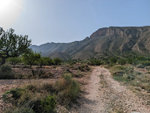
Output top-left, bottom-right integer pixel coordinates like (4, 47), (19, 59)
(29, 98), (44, 113)
(110, 57), (117, 64)
(41, 95), (56, 113)
(53, 57), (62, 65)
(118, 59), (126, 65)
(67, 80), (80, 100)
(3, 88), (23, 101)
(141, 61), (150, 66)
(28, 95), (56, 113)
(36, 57), (53, 67)
(1, 64), (12, 72)
(0, 65), (15, 79)
(114, 65), (126, 70)
(88, 59), (102, 65)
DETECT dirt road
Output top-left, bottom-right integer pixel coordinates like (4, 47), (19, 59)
(77, 67), (150, 113)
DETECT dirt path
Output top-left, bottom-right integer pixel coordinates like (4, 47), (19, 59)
(77, 67), (106, 113)
(77, 67), (150, 113)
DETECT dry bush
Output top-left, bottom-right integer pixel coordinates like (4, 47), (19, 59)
(55, 74), (80, 106)
(2, 82), (56, 113)
(2, 73), (80, 113)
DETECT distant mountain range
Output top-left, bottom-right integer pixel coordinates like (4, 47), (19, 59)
(30, 26), (150, 59)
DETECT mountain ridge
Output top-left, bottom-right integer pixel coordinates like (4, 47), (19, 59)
(30, 26), (150, 59)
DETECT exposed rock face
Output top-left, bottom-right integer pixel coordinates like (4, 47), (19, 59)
(30, 26), (150, 59)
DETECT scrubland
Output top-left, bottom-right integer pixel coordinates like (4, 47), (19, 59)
(1, 56), (150, 113)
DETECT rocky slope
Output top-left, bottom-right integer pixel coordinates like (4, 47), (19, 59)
(30, 26), (150, 59)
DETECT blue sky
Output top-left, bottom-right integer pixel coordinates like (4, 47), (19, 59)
(1, 0), (150, 45)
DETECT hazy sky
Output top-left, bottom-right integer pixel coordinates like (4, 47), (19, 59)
(1, 0), (150, 45)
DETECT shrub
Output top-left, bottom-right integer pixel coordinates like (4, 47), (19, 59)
(55, 78), (66, 91)
(0, 64), (15, 79)
(29, 98), (44, 113)
(2, 88), (24, 106)
(110, 57), (117, 64)
(136, 64), (145, 68)
(78, 64), (90, 71)
(114, 65), (126, 70)
(88, 59), (102, 65)
(118, 59), (126, 65)
(40, 72), (54, 79)
(17, 91), (35, 106)
(31, 69), (38, 77)
(110, 65), (126, 76)
(73, 73), (83, 78)
(41, 95), (56, 113)
(66, 80), (80, 100)
(55, 74), (80, 105)
(28, 95), (56, 113)
(26, 69), (53, 79)
(53, 57), (62, 65)
(42, 83), (55, 92)
(63, 74), (72, 85)
(38, 69), (46, 77)
(5, 107), (35, 113)
(2, 74), (80, 112)
(3, 84), (57, 113)
(141, 61), (150, 66)
(1, 64), (12, 72)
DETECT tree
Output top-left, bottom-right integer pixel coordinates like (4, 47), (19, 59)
(22, 50), (41, 68)
(8, 57), (21, 68)
(88, 58), (102, 65)
(47, 57), (53, 65)
(53, 57), (62, 65)
(110, 57), (117, 64)
(37, 57), (45, 68)
(118, 59), (126, 65)
(0, 28), (31, 65)
(37, 57), (52, 68)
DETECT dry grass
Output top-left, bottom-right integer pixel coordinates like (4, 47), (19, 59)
(0, 79), (56, 112)
(0, 63), (92, 113)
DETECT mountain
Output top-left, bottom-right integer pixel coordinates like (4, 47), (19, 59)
(30, 26), (150, 59)
(48, 52), (71, 60)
